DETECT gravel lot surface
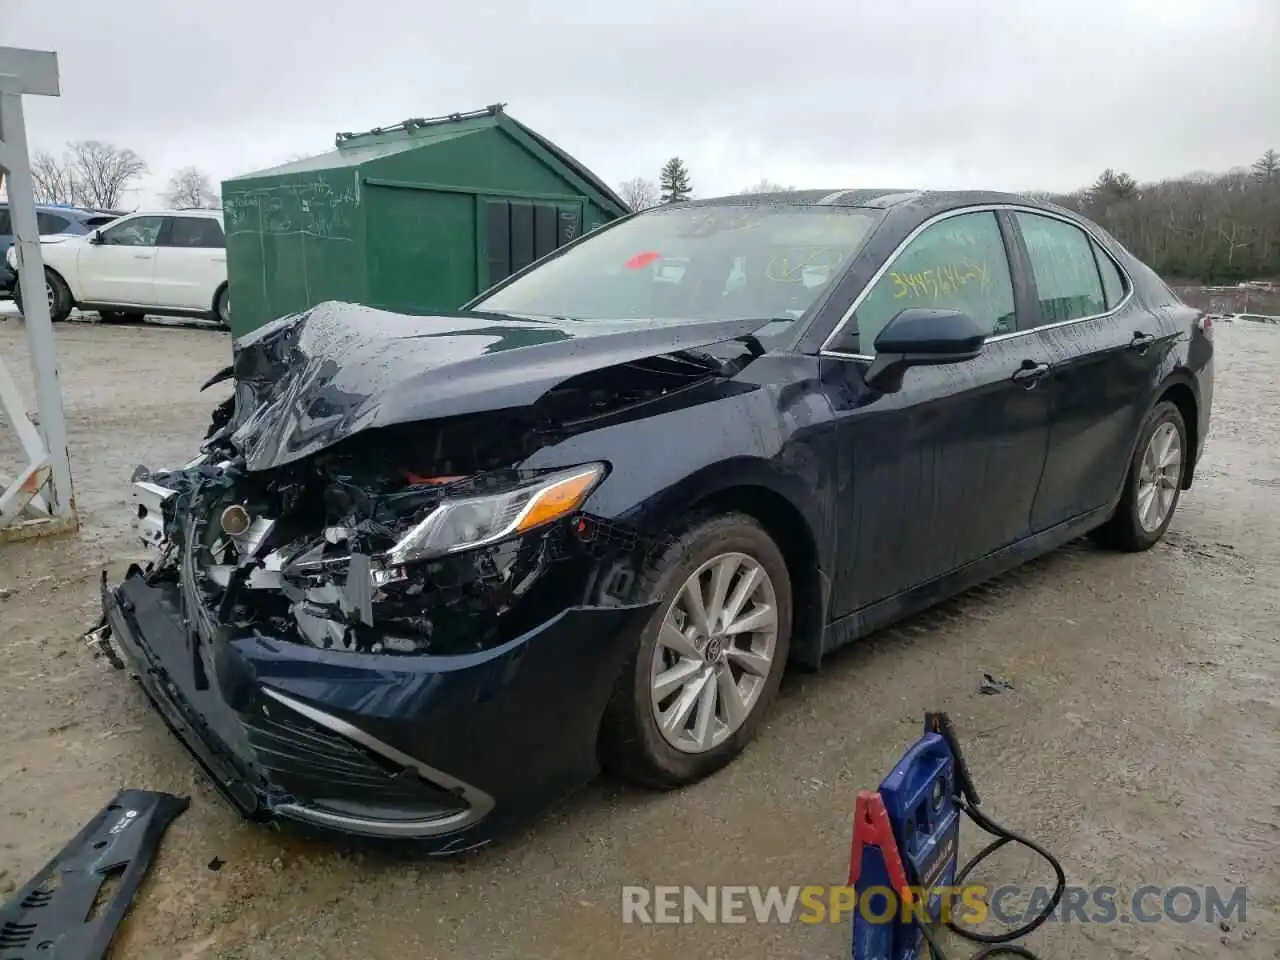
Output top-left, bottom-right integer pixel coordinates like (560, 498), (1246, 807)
(0, 310), (1275, 958)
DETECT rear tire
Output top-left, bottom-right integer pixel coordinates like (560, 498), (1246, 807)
(1090, 400), (1187, 552)
(211, 285), (230, 329)
(598, 513), (792, 788)
(14, 268), (72, 322)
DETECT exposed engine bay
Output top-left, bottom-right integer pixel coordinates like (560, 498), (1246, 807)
(126, 303), (764, 659)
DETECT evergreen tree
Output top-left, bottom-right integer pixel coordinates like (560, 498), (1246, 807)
(659, 157), (692, 203)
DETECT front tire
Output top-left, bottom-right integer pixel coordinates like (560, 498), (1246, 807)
(14, 268), (72, 322)
(1091, 400), (1187, 551)
(599, 513), (792, 788)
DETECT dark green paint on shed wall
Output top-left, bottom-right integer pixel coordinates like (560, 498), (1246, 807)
(221, 105), (628, 336)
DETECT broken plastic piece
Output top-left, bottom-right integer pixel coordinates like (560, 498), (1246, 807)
(979, 672), (1013, 695)
(0, 789), (188, 960)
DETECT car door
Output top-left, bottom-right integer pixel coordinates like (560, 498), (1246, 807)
(151, 215), (226, 310)
(76, 214), (166, 304)
(821, 209), (1054, 617)
(1009, 211), (1170, 532)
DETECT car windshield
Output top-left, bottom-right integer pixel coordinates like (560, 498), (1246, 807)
(472, 203), (881, 326)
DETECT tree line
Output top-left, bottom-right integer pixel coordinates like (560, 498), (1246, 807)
(617, 157), (795, 211)
(616, 150), (1280, 283)
(27, 140), (220, 211)
(1039, 150), (1279, 283)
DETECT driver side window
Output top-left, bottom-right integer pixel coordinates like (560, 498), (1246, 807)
(100, 216), (165, 247)
(854, 211), (1015, 353)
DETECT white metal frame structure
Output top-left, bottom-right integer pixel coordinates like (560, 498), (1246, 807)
(0, 47), (77, 540)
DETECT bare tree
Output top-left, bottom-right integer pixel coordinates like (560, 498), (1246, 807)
(737, 179), (794, 194)
(618, 176), (658, 212)
(64, 140), (147, 209)
(164, 166), (219, 209)
(30, 150), (78, 204)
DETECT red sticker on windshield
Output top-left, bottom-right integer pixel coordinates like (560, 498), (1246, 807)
(624, 251), (661, 270)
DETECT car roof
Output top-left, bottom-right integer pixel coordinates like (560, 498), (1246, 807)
(687, 188), (1063, 213)
(1, 203), (116, 216)
(124, 208), (223, 217)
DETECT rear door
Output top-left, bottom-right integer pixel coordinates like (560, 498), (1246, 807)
(76, 214), (166, 304)
(152, 215), (226, 310)
(822, 209), (1055, 615)
(1010, 212), (1169, 531)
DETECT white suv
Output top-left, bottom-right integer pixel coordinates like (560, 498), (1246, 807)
(8, 209), (229, 327)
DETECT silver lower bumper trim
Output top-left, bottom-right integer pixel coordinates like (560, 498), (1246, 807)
(259, 687), (495, 839)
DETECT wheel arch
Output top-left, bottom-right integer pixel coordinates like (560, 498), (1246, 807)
(686, 483), (828, 670)
(1154, 376), (1199, 490)
(26, 262), (73, 296)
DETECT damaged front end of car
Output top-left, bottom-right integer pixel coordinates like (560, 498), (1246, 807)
(92, 303), (762, 847)
(133, 444), (612, 660)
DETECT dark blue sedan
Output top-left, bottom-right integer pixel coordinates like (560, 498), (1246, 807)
(97, 189), (1212, 852)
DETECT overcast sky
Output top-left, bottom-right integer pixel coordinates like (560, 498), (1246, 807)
(5, 0), (1278, 206)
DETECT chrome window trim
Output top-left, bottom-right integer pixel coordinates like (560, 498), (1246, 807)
(819, 202), (1135, 361)
(262, 686), (496, 838)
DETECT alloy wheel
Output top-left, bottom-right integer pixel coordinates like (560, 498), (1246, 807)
(46, 281), (55, 313)
(1136, 421), (1182, 532)
(650, 552), (778, 754)
(218, 291), (231, 326)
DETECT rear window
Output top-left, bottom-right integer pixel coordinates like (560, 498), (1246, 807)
(36, 212), (71, 234)
(164, 216), (224, 249)
(1091, 240), (1128, 310)
(1015, 212), (1106, 324)
(472, 203), (881, 326)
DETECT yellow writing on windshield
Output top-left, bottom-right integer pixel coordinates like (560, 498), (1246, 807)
(891, 261), (991, 301)
(766, 248), (846, 282)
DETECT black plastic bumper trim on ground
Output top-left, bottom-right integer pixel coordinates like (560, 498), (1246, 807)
(0, 789), (188, 960)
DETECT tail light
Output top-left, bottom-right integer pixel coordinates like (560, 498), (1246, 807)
(1196, 314), (1214, 341)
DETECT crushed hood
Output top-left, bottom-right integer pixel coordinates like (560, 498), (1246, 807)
(224, 301), (767, 471)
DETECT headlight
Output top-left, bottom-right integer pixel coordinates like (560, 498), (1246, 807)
(384, 463), (606, 566)
(4, 246), (15, 268)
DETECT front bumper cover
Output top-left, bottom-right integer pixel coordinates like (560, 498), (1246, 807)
(101, 568), (654, 851)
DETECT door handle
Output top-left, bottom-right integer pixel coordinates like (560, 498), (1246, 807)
(1011, 360), (1051, 388)
(1129, 331), (1156, 353)
(133, 254), (154, 260)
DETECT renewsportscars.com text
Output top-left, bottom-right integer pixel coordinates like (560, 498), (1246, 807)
(620, 884), (1247, 925)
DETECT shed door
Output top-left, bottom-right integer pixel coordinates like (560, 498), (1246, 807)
(482, 198), (583, 289)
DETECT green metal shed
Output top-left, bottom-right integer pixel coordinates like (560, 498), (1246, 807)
(220, 104), (630, 336)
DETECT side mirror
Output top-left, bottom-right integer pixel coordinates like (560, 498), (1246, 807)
(88, 230), (104, 245)
(864, 308), (986, 393)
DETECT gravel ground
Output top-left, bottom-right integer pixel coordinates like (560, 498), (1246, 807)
(0, 309), (1276, 959)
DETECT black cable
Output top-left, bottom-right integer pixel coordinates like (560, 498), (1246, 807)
(911, 795), (1066, 960)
